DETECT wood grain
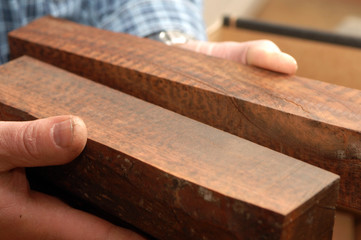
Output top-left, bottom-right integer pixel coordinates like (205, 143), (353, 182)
(8, 16), (361, 211)
(0, 56), (339, 240)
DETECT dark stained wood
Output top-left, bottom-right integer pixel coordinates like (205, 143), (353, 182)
(8, 16), (361, 211)
(0, 56), (339, 240)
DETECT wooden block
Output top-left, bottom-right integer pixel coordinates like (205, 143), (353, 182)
(9, 17), (361, 211)
(0, 56), (339, 240)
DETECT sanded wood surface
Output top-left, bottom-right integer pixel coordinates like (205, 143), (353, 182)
(0, 56), (339, 240)
(9, 17), (361, 211)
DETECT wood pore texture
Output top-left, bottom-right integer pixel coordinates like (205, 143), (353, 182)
(9, 17), (361, 211)
(0, 56), (339, 240)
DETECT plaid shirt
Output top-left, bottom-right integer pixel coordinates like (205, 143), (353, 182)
(0, 0), (206, 64)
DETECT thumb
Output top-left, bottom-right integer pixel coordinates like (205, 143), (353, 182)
(0, 115), (87, 172)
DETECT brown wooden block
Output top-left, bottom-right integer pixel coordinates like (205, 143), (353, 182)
(0, 56), (339, 240)
(8, 17), (361, 211)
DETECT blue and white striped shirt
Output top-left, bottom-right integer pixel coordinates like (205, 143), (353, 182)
(0, 0), (207, 64)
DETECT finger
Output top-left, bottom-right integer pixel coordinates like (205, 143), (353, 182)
(0, 115), (87, 172)
(179, 40), (280, 63)
(180, 40), (298, 75)
(246, 41), (298, 75)
(0, 189), (145, 240)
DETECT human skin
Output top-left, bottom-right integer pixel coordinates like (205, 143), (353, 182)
(0, 116), (145, 240)
(181, 39), (298, 75)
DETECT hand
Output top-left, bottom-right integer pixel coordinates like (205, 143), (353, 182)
(0, 115), (144, 240)
(180, 40), (298, 75)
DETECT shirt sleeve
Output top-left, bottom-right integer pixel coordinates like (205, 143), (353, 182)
(0, 0), (208, 64)
(96, 0), (207, 41)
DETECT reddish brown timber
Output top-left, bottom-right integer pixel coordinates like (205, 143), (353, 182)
(0, 56), (339, 240)
(9, 16), (361, 211)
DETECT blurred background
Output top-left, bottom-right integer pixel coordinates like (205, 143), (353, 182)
(204, 0), (361, 36)
(203, 0), (361, 91)
(203, 0), (361, 239)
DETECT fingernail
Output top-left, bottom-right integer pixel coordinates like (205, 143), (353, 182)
(52, 118), (74, 148)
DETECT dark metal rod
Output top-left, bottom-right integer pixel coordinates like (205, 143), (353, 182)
(223, 16), (361, 49)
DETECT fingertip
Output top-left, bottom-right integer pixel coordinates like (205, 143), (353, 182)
(68, 116), (87, 155)
(276, 52), (298, 75)
(0, 115), (88, 170)
(50, 115), (87, 164)
(247, 47), (298, 75)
